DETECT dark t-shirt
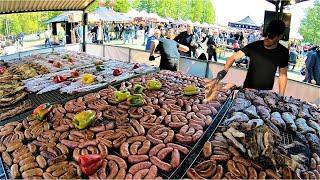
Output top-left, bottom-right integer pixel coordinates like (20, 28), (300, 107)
(157, 38), (180, 70)
(241, 40), (289, 90)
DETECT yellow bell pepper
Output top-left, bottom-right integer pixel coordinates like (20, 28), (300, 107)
(82, 74), (95, 84)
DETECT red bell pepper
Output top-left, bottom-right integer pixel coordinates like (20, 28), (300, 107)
(113, 68), (123, 76)
(33, 103), (52, 121)
(71, 71), (80, 78)
(0, 66), (6, 74)
(78, 154), (103, 176)
(53, 75), (66, 83)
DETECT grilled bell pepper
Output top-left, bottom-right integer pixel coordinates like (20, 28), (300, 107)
(115, 90), (131, 102)
(78, 154), (103, 176)
(146, 80), (162, 90)
(133, 84), (144, 94)
(113, 68), (123, 76)
(53, 75), (66, 83)
(184, 85), (199, 96)
(33, 103), (52, 121)
(96, 65), (105, 71)
(72, 110), (96, 129)
(0, 66), (6, 74)
(82, 74), (95, 84)
(128, 94), (145, 107)
(71, 71), (80, 78)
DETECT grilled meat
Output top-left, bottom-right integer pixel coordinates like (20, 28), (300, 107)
(282, 112), (297, 131)
(270, 112), (286, 130)
(243, 105), (260, 119)
(295, 118), (315, 134)
(305, 133), (320, 155)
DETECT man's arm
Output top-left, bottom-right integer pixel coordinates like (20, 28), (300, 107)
(178, 44), (189, 52)
(149, 40), (159, 60)
(223, 50), (246, 71)
(278, 67), (288, 96)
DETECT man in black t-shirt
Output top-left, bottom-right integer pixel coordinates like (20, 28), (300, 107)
(209, 20), (289, 96)
(149, 28), (189, 71)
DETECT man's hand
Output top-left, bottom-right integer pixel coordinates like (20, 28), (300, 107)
(149, 55), (155, 61)
(311, 79), (316, 85)
(190, 41), (196, 47)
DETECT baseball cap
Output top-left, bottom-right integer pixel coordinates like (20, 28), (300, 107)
(264, 20), (285, 38)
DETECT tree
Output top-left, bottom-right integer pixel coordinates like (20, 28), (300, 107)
(113, 0), (130, 12)
(299, 0), (320, 44)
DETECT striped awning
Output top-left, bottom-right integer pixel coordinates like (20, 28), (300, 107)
(0, 0), (95, 14)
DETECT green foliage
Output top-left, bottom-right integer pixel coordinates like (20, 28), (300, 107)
(113, 0), (130, 13)
(299, 0), (320, 44)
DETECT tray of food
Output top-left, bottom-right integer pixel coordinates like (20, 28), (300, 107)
(0, 70), (236, 179)
(0, 60), (49, 122)
(184, 89), (320, 179)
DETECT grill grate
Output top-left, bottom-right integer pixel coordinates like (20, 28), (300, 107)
(278, 131), (294, 146)
(169, 92), (235, 179)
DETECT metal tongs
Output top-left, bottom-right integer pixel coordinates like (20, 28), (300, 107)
(204, 77), (221, 102)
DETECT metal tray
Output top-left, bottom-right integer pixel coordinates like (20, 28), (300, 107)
(0, 69), (158, 126)
(169, 91), (236, 179)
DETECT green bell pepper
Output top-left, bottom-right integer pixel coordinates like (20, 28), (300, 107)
(115, 89), (131, 102)
(133, 84), (144, 94)
(33, 103), (53, 121)
(96, 65), (105, 71)
(72, 110), (96, 129)
(184, 85), (199, 96)
(146, 80), (162, 90)
(128, 94), (145, 107)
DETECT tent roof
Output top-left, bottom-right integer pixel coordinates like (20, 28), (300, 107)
(46, 11), (83, 23)
(235, 16), (258, 26)
(93, 7), (131, 22)
(0, 0), (95, 14)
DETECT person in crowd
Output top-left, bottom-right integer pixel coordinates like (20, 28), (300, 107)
(232, 40), (240, 52)
(44, 28), (52, 47)
(206, 29), (220, 62)
(289, 46), (298, 70)
(104, 23), (110, 43)
(76, 23), (83, 43)
(174, 22), (200, 58)
(90, 23), (98, 43)
(115, 24), (120, 40)
(304, 46), (319, 82)
(123, 25), (130, 44)
(208, 20), (289, 97)
(145, 29), (160, 51)
(58, 27), (65, 45)
(307, 47), (320, 85)
(96, 22), (104, 44)
(129, 24), (135, 44)
(143, 25), (150, 45)
(149, 28), (189, 71)
(17, 32), (24, 47)
(247, 31), (257, 43)
(158, 24), (166, 38)
(134, 24), (139, 39)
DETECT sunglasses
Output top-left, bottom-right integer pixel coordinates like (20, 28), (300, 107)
(160, 29), (164, 30)
(263, 32), (276, 39)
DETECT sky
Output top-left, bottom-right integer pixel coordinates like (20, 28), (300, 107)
(211, 0), (315, 38)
